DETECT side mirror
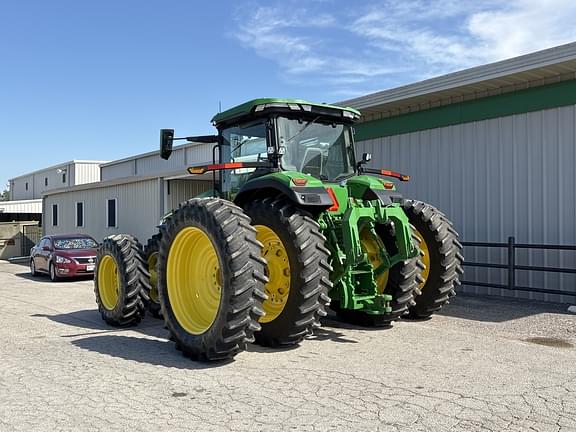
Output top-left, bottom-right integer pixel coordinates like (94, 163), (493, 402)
(356, 152), (372, 173)
(42, 246), (51, 251)
(361, 152), (372, 164)
(160, 129), (174, 160)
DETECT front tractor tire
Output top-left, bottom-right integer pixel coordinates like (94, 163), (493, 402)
(243, 197), (332, 347)
(402, 200), (464, 318)
(158, 198), (267, 362)
(94, 234), (147, 327)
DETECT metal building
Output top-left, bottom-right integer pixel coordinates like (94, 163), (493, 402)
(43, 142), (214, 243)
(342, 42), (576, 303)
(9, 160), (107, 201)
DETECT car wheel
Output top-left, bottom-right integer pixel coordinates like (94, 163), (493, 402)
(30, 259), (38, 277)
(49, 263), (60, 282)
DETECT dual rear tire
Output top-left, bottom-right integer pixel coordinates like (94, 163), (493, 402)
(157, 198), (268, 361)
(157, 197), (330, 359)
(402, 200), (464, 318)
(94, 234), (147, 327)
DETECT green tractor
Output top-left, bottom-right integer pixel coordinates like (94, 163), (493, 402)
(93, 98), (463, 361)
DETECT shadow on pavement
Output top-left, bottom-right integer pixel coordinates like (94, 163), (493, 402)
(308, 326), (359, 344)
(31, 310), (168, 339)
(15, 271), (93, 284)
(435, 293), (571, 323)
(71, 334), (229, 369)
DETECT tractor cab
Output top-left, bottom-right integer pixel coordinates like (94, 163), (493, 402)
(211, 99), (361, 197)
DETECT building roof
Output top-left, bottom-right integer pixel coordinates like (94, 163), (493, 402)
(340, 42), (576, 119)
(9, 160), (109, 182)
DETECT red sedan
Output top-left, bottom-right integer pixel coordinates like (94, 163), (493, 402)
(30, 234), (99, 281)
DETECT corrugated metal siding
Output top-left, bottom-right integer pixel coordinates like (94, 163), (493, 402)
(100, 160), (134, 181)
(168, 180), (213, 211)
(136, 152), (185, 176)
(33, 168), (67, 198)
(11, 162), (102, 199)
(185, 144), (213, 166)
(10, 175), (35, 200)
(100, 143), (213, 181)
(74, 163), (101, 185)
(356, 104), (576, 303)
(0, 200), (42, 214)
(43, 178), (160, 243)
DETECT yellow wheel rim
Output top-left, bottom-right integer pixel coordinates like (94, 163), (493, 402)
(413, 228), (431, 289)
(167, 227), (222, 335)
(98, 255), (120, 310)
(360, 228), (389, 293)
(147, 251), (159, 303)
(255, 225), (290, 323)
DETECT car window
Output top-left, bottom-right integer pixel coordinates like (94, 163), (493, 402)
(38, 239), (48, 249)
(53, 238), (98, 249)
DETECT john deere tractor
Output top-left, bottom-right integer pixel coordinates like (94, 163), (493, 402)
(93, 98), (463, 361)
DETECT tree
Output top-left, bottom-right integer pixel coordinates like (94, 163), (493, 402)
(0, 188), (9, 201)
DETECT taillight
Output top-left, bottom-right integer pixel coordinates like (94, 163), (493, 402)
(291, 178), (308, 186)
(326, 188), (339, 212)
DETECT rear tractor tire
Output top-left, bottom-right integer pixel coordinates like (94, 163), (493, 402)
(158, 198), (267, 362)
(243, 197), (332, 347)
(402, 200), (464, 318)
(142, 234), (163, 319)
(94, 234), (147, 327)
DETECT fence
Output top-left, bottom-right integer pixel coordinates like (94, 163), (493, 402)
(21, 224), (42, 256)
(461, 236), (576, 298)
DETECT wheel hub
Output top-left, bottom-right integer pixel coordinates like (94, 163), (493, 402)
(98, 255), (120, 310)
(255, 225), (291, 323)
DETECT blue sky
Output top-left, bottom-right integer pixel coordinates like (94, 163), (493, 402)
(2, 0), (576, 190)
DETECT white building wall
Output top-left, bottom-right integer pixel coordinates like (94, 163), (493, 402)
(10, 161), (104, 200)
(75, 162), (102, 185)
(356, 105), (576, 303)
(0, 200), (42, 214)
(10, 175), (35, 200)
(100, 142), (213, 181)
(100, 160), (135, 180)
(168, 180), (213, 211)
(43, 178), (161, 243)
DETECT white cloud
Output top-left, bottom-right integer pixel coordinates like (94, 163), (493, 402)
(233, 0), (576, 95)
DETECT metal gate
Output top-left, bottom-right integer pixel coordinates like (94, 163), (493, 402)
(21, 224), (41, 256)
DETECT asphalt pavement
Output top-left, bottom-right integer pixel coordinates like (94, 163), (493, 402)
(0, 261), (575, 432)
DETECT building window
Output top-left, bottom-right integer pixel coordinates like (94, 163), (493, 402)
(45, 177), (48, 187)
(76, 202), (84, 227)
(25, 182), (28, 191)
(62, 173), (66, 183)
(52, 204), (58, 226)
(106, 199), (117, 228)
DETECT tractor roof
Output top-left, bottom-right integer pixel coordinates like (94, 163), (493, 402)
(211, 98), (361, 126)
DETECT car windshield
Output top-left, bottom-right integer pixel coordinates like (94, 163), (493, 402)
(276, 117), (355, 181)
(53, 238), (98, 249)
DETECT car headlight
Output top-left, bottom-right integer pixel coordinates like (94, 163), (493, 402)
(55, 255), (72, 264)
